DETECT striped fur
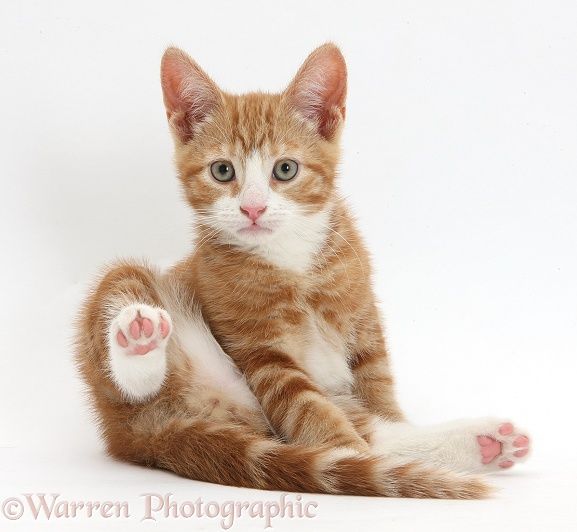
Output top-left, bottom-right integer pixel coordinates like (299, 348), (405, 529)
(74, 44), (496, 498)
(75, 261), (488, 498)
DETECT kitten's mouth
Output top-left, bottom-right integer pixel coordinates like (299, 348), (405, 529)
(238, 223), (273, 235)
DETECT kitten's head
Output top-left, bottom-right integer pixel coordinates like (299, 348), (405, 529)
(161, 44), (346, 253)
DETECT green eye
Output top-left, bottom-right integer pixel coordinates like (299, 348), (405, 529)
(210, 160), (235, 182)
(273, 159), (298, 181)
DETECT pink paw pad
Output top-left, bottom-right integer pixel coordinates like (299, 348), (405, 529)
(142, 318), (154, 338)
(132, 341), (157, 355)
(498, 422), (514, 436)
(514, 448), (529, 458)
(159, 318), (170, 339)
(116, 330), (128, 348)
(129, 319), (141, 339)
(513, 435), (529, 447)
(477, 422), (530, 469)
(477, 435), (503, 464)
(113, 306), (171, 356)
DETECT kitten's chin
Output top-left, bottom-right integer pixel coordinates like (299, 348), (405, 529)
(236, 225), (274, 243)
(237, 225), (273, 236)
(231, 223), (279, 246)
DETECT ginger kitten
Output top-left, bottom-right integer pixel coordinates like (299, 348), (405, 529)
(74, 44), (530, 498)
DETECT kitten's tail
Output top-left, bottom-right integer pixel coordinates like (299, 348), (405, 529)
(110, 419), (491, 499)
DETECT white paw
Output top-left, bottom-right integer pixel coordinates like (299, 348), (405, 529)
(107, 303), (172, 402)
(421, 418), (531, 474)
(370, 418), (531, 474)
(473, 420), (531, 472)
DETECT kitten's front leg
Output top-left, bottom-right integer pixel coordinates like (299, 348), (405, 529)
(350, 304), (405, 421)
(233, 346), (369, 452)
(370, 418), (531, 473)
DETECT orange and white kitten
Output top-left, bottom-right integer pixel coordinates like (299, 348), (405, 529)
(74, 44), (530, 498)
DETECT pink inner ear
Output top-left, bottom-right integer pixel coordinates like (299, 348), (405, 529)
(161, 68), (183, 116)
(161, 48), (221, 142)
(287, 44), (347, 139)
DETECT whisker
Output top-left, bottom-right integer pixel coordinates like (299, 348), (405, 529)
(318, 222), (365, 276)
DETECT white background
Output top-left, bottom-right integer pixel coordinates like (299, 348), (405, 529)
(1, 1), (576, 530)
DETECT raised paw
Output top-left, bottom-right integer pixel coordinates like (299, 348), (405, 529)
(477, 422), (531, 471)
(114, 304), (172, 355)
(107, 304), (173, 402)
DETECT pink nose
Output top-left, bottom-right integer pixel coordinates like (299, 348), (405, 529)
(240, 205), (267, 222)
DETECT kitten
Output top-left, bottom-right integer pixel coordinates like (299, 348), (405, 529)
(74, 44), (530, 498)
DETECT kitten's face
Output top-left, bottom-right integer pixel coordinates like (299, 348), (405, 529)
(161, 45), (346, 252)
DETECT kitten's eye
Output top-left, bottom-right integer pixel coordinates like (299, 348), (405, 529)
(273, 159), (298, 181)
(210, 160), (235, 182)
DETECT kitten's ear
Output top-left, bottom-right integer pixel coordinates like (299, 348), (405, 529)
(161, 47), (222, 143)
(284, 43), (347, 140)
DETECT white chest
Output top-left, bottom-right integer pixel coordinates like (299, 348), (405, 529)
(301, 315), (353, 395)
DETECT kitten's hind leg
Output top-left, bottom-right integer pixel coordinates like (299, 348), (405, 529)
(369, 418), (531, 474)
(111, 417), (490, 499)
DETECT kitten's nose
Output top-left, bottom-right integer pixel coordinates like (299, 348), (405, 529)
(240, 205), (267, 222)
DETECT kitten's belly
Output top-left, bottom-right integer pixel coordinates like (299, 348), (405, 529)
(167, 308), (352, 404)
(171, 312), (260, 411)
(301, 316), (353, 395)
